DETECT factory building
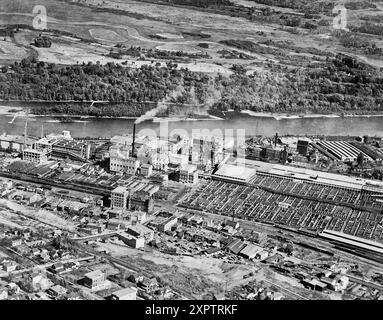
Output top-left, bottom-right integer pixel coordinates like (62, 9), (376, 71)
(140, 163), (153, 177)
(213, 164), (257, 184)
(316, 141), (373, 162)
(178, 164), (199, 185)
(110, 181), (159, 213)
(52, 140), (91, 160)
(126, 225), (154, 243)
(111, 186), (129, 209)
(34, 131), (72, 153)
(137, 139), (169, 171)
(297, 140), (310, 155)
(148, 212), (178, 232)
(22, 149), (49, 164)
(109, 145), (140, 175)
(129, 182), (160, 213)
(0, 134), (35, 152)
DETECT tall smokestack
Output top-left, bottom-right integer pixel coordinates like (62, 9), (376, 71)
(132, 123), (136, 158)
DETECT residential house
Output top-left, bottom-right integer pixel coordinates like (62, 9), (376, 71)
(49, 262), (64, 274)
(2, 260), (18, 272)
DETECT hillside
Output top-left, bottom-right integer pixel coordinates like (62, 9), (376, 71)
(0, 0), (383, 116)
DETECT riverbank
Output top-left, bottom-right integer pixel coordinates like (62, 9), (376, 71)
(0, 105), (221, 122)
(240, 110), (383, 120)
(2, 104), (383, 123)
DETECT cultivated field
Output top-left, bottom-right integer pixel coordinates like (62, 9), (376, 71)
(2, 0), (382, 71)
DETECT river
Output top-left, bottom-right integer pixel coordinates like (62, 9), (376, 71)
(0, 112), (383, 139)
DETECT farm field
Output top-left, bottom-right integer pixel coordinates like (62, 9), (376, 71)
(2, 0), (383, 70)
(1, 0), (383, 116)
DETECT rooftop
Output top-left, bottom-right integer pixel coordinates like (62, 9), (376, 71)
(214, 164), (257, 182)
(84, 270), (105, 280)
(112, 287), (137, 298)
(239, 243), (263, 257)
(0, 133), (35, 145)
(112, 186), (128, 195)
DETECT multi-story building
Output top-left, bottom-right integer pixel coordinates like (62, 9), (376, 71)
(34, 137), (59, 153)
(169, 154), (189, 166)
(52, 140), (91, 160)
(129, 183), (160, 213)
(110, 145), (140, 174)
(149, 212), (178, 232)
(140, 163), (153, 177)
(0, 134), (35, 152)
(126, 225), (154, 243)
(111, 186), (129, 209)
(83, 270), (105, 290)
(111, 182), (159, 213)
(22, 149), (48, 164)
(178, 164), (198, 185)
(34, 131), (72, 153)
(137, 138), (169, 171)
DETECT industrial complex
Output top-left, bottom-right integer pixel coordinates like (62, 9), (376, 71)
(0, 123), (383, 301)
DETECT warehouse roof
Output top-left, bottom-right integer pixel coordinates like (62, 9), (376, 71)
(239, 243), (263, 258)
(214, 164), (256, 182)
(226, 239), (246, 254)
(320, 229), (383, 254)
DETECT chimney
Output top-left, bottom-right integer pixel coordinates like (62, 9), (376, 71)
(132, 123), (136, 158)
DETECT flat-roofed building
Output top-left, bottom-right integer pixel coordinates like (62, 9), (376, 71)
(110, 145), (139, 174)
(126, 224), (154, 243)
(137, 138), (169, 171)
(111, 287), (137, 300)
(83, 270), (106, 290)
(179, 164), (198, 185)
(149, 212), (178, 232)
(111, 186), (129, 209)
(169, 153), (189, 166)
(111, 181), (159, 213)
(213, 164), (257, 184)
(0, 134), (35, 152)
(239, 243), (264, 260)
(23, 149), (48, 164)
(140, 163), (153, 177)
(128, 183), (159, 213)
(34, 137), (60, 153)
(116, 232), (145, 248)
(53, 140), (91, 160)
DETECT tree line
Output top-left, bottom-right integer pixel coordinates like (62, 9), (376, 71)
(1, 52), (383, 117)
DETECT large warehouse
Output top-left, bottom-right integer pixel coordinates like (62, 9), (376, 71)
(217, 159), (383, 193)
(213, 164), (257, 184)
(320, 229), (383, 255)
(315, 141), (373, 162)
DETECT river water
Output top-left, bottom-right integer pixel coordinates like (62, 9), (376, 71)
(0, 113), (383, 138)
